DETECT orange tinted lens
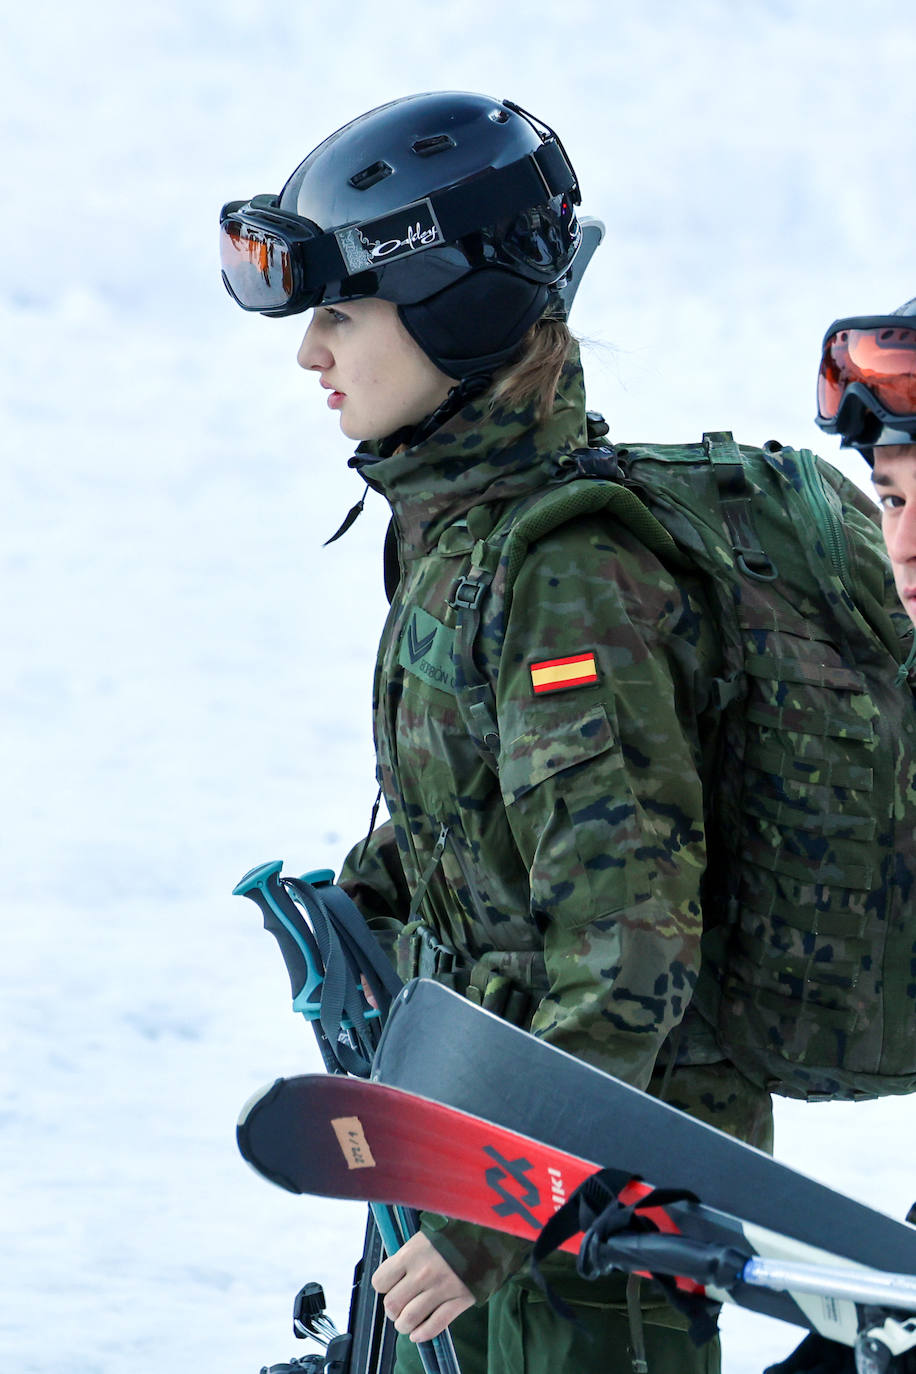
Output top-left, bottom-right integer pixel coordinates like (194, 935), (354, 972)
(846, 327), (916, 415)
(817, 333), (848, 420)
(220, 221), (293, 308)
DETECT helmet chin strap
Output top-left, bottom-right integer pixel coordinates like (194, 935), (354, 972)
(376, 372), (494, 458)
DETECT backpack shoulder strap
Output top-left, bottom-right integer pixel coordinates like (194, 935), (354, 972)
(449, 459), (681, 772)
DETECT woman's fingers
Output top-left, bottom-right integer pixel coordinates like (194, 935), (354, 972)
(402, 1294), (474, 1343)
(371, 1231), (474, 1338)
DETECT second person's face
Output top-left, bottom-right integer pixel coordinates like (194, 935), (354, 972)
(872, 445), (916, 627)
(297, 297), (455, 442)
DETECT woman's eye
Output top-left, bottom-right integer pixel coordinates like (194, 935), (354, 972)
(324, 308), (348, 324)
(879, 494), (905, 511)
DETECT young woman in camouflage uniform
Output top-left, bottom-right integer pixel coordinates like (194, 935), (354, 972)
(220, 91), (773, 1374)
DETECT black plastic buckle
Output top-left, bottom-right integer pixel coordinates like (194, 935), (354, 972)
(449, 575), (485, 611)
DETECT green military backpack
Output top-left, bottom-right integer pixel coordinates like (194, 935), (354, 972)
(448, 422), (916, 1102)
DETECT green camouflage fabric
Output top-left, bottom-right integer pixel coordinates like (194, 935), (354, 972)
(347, 350), (722, 1085)
(586, 435), (916, 1103)
(349, 411), (916, 1106)
(338, 347), (772, 1299)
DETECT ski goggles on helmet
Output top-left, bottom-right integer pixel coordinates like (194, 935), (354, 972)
(816, 316), (916, 448)
(219, 196), (347, 317)
(220, 135), (580, 318)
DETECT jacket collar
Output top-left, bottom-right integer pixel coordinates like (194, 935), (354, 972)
(350, 347), (589, 558)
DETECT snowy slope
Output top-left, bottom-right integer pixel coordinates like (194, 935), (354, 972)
(3, 3), (916, 1371)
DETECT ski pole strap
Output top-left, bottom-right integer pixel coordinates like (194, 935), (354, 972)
(530, 1168), (727, 1347)
(287, 875), (402, 1016)
(283, 874), (403, 1077)
(233, 860), (403, 1077)
(529, 1166), (635, 1320)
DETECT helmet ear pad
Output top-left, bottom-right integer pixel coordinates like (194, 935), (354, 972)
(398, 269), (550, 380)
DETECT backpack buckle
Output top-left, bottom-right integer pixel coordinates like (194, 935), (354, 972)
(449, 575), (485, 611)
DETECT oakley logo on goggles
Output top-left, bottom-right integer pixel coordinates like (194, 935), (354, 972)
(219, 136), (579, 318)
(817, 317), (916, 435)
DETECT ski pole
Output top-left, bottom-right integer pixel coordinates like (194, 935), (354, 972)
(236, 861), (462, 1374)
(234, 861), (341, 1073)
(741, 1256), (916, 1311)
(373, 1204), (462, 1374)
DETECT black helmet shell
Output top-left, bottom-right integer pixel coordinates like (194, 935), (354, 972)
(276, 91), (583, 376)
(281, 92), (539, 228)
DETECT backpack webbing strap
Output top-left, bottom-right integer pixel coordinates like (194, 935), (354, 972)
(450, 538), (504, 770)
(703, 432), (777, 582)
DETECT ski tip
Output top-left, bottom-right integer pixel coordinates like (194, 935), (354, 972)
(237, 1076), (286, 1130)
(236, 1078), (303, 1195)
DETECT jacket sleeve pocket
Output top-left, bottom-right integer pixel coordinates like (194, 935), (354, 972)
(497, 701), (617, 805)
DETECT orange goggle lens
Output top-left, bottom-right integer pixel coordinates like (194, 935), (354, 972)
(219, 220), (294, 310)
(818, 325), (916, 421)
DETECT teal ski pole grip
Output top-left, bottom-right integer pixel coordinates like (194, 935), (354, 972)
(233, 860), (324, 1016)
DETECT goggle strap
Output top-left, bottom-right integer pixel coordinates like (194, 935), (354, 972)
(299, 141), (577, 288)
(431, 143), (574, 241)
(302, 232), (352, 289)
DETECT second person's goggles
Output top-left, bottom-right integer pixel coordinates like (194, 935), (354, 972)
(817, 316), (916, 438)
(220, 137), (579, 318)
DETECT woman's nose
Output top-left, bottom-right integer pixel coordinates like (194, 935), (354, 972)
(297, 319), (332, 371)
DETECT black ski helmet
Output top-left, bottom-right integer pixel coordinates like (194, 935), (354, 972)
(227, 92), (584, 378)
(816, 296), (916, 463)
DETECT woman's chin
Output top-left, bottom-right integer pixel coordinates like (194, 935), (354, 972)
(338, 415), (362, 440)
(339, 415), (387, 443)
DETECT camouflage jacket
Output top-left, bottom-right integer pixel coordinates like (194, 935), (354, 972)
(339, 349), (742, 1296)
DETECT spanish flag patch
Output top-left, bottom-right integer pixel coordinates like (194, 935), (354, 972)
(530, 652), (599, 695)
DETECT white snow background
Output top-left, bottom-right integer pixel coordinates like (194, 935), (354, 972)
(3, 2), (916, 1370)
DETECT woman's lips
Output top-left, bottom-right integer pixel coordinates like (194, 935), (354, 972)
(320, 380), (345, 410)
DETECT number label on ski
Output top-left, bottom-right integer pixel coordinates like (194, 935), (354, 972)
(331, 1116), (377, 1170)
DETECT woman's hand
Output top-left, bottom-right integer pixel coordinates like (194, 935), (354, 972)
(359, 974), (378, 1011)
(371, 1230), (474, 1341)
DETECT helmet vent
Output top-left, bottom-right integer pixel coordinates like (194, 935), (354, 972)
(349, 160), (394, 191)
(410, 134), (456, 157)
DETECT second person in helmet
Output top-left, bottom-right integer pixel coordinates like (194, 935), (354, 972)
(816, 300), (916, 629)
(221, 91), (770, 1374)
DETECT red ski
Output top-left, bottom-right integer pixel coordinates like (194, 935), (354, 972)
(238, 1073), (615, 1252)
(237, 1072), (916, 1352)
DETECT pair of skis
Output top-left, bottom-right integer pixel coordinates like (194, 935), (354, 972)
(238, 978), (916, 1373)
(234, 863), (461, 1374)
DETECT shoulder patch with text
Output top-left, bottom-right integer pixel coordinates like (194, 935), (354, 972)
(530, 653), (599, 695)
(398, 606), (457, 696)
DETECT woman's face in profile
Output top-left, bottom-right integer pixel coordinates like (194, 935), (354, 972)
(297, 297), (455, 442)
